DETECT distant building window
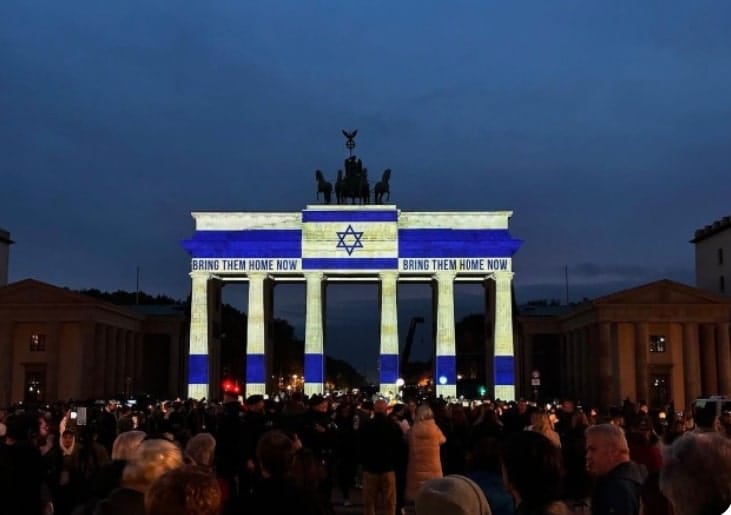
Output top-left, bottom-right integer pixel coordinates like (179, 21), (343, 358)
(719, 248), (725, 265)
(30, 334), (46, 352)
(649, 335), (666, 353)
(721, 275), (726, 293)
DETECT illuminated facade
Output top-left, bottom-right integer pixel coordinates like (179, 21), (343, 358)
(693, 215), (731, 296)
(0, 279), (187, 406)
(518, 280), (731, 409)
(182, 205), (522, 400)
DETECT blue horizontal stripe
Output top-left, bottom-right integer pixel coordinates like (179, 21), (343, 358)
(380, 354), (399, 385)
(303, 211), (398, 222)
(494, 356), (515, 385)
(188, 355), (208, 385)
(305, 353), (324, 383)
(399, 229), (522, 258)
(302, 258), (398, 270)
(182, 230), (302, 258)
(246, 354), (265, 384)
(436, 355), (456, 386)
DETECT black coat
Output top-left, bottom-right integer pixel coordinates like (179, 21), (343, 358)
(591, 461), (646, 515)
(359, 413), (403, 473)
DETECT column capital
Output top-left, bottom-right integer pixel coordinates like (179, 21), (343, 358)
(492, 270), (515, 280)
(433, 270), (458, 282)
(189, 271), (211, 280)
(378, 270), (399, 281)
(304, 271), (325, 282)
(247, 271), (269, 281)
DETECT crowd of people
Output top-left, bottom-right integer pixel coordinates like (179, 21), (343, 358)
(1, 392), (730, 515)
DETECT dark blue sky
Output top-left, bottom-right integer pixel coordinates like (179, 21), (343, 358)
(3, 2), (731, 375)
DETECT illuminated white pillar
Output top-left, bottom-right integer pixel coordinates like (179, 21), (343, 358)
(304, 272), (325, 396)
(435, 271), (457, 398)
(493, 270), (515, 401)
(245, 272), (267, 395)
(379, 271), (399, 398)
(187, 271), (210, 400)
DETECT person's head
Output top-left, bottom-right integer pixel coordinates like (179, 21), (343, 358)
(246, 395), (265, 413)
(309, 395), (328, 413)
(467, 436), (502, 474)
(561, 399), (576, 413)
(415, 475), (492, 515)
(660, 432), (731, 515)
(122, 438), (184, 492)
(373, 399), (388, 415)
(501, 431), (563, 508)
(61, 429), (75, 449)
(517, 399), (528, 414)
(111, 430), (146, 461)
(145, 466), (221, 515)
(185, 433), (216, 470)
(531, 411), (553, 432)
(256, 430), (295, 478)
(416, 404), (434, 422)
(585, 423), (630, 476)
(571, 411), (589, 430)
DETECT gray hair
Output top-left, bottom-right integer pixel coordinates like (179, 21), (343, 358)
(111, 430), (146, 461)
(185, 432), (216, 469)
(659, 432), (731, 515)
(416, 404), (434, 422)
(123, 438), (184, 492)
(585, 423), (629, 454)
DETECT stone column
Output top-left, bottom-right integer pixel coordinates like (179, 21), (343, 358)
(115, 328), (126, 396)
(134, 333), (144, 394)
(493, 271), (516, 401)
(635, 323), (649, 403)
(104, 326), (116, 396)
(125, 331), (134, 397)
(93, 324), (106, 397)
(245, 272), (267, 395)
(717, 323), (731, 394)
(80, 321), (96, 398)
(683, 323), (702, 405)
(701, 324), (718, 396)
(46, 322), (61, 402)
(188, 271), (210, 400)
(378, 271), (399, 397)
(435, 271), (457, 398)
(598, 322), (613, 409)
(304, 272), (325, 396)
(0, 321), (15, 407)
(483, 278), (496, 397)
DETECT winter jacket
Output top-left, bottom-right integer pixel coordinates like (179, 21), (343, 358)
(405, 419), (446, 500)
(591, 460), (646, 515)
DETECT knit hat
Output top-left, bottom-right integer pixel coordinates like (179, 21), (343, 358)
(415, 475), (492, 515)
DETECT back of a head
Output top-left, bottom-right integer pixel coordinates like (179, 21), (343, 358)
(145, 465), (221, 515)
(660, 432), (731, 515)
(693, 401), (718, 430)
(111, 430), (146, 461)
(256, 430), (294, 478)
(501, 431), (563, 508)
(185, 432), (216, 469)
(415, 475), (492, 515)
(123, 438), (184, 492)
(416, 404), (434, 422)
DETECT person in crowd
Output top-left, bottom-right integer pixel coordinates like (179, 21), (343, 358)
(0, 412), (46, 515)
(301, 395), (337, 514)
(659, 431), (731, 515)
(93, 437), (183, 515)
(249, 429), (325, 515)
(185, 432), (229, 507)
(97, 401), (118, 455)
(466, 436), (513, 515)
(501, 431), (567, 515)
(561, 411), (592, 513)
(72, 430), (146, 515)
(585, 423), (646, 515)
(719, 410), (731, 438)
(692, 400), (719, 433)
(405, 403), (447, 503)
(529, 411), (561, 448)
(441, 403), (470, 475)
(389, 403), (410, 514)
(502, 399), (531, 434)
(334, 400), (358, 507)
(359, 398), (404, 515)
(626, 416), (670, 515)
(144, 465), (222, 515)
(414, 474), (492, 515)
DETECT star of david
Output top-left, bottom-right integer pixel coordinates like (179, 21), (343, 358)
(336, 224), (364, 255)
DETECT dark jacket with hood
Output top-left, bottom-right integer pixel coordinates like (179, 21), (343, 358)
(591, 460), (647, 515)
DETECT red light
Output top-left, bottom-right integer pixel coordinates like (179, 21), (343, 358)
(222, 380), (234, 392)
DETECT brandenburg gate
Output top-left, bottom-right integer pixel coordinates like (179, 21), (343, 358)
(182, 205), (522, 400)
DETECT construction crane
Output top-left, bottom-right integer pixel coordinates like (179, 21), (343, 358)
(400, 316), (425, 379)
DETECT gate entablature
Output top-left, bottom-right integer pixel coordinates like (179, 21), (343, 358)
(182, 205), (522, 400)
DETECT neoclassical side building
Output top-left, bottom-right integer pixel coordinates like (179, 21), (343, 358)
(0, 279), (187, 406)
(518, 280), (731, 410)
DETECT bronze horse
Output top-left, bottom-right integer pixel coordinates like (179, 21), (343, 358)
(315, 170), (332, 204)
(335, 167), (370, 205)
(374, 169), (391, 204)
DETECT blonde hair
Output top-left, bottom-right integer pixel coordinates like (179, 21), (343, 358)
(122, 438), (184, 492)
(111, 430), (146, 461)
(531, 412), (553, 433)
